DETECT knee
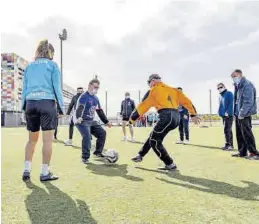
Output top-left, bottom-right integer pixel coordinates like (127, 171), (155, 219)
(97, 129), (106, 139)
(150, 139), (159, 149)
(102, 129), (107, 138)
(29, 139), (38, 146)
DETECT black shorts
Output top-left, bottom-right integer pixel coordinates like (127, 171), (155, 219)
(25, 100), (57, 132)
(122, 117), (130, 122)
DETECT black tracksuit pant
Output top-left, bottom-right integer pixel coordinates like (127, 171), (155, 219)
(138, 109), (179, 165)
(69, 118), (74, 140)
(223, 116), (233, 147)
(54, 117), (59, 139)
(235, 116), (259, 156)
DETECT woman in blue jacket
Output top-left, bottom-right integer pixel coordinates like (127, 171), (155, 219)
(21, 40), (64, 182)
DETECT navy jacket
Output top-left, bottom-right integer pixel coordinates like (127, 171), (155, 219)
(120, 98), (135, 118)
(66, 93), (82, 115)
(178, 105), (189, 117)
(218, 90), (234, 117)
(74, 91), (108, 125)
(234, 77), (257, 117)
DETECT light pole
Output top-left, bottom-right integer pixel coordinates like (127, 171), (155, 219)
(58, 29), (67, 90)
(209, 89), (212, 126)
(105, 90), (108, 116)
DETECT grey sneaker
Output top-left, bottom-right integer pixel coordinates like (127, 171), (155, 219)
(40, 172), (59, 182)
(22, 171), (30, 182)
(82, 158), (89, 164)
(225, 146), (234, 151)
(165, 163), (177, 170)
(132, 155), (143, 162)
(247, 155), (259, 160)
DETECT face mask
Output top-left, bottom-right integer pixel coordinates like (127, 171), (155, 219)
(92, 88), (98, 95)
(233, 77), (241, 85)
(125, 96), (130, 99)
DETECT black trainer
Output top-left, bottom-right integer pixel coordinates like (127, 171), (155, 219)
(232, 153), (247, 157)
(132, 155), (143, 162)
(22, 171), (30, 182)
(40, 172), (59, 182)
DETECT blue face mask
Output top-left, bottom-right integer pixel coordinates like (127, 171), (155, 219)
(233, 77), (241, 85)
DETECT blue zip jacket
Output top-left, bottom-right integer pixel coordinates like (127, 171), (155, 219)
(234, 77), (257, 117)
(218, 90), (234, 117)
(21, 58), (64, 114)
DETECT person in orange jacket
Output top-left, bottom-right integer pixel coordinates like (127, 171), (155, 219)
(129, 74), (200, 170)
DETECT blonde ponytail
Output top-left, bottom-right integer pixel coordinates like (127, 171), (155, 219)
(35, 39), (54, 60)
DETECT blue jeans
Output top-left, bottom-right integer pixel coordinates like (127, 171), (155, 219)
(179, 115), (189, 141)
(76, 124), (106, 160)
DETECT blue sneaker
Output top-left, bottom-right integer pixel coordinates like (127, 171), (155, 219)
(40, 172), (59, 182)
(22, 171), (30, 182)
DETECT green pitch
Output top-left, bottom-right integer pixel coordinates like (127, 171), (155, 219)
(2, 126), (259, 224)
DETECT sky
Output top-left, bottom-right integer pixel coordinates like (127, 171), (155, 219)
(1, 0), (259, 116)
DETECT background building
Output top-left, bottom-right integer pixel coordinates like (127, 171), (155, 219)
(1, 53), (76, 127)
(257, 97), (259, 114)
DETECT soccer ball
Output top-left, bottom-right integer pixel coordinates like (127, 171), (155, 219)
(104, 149), (119, 163)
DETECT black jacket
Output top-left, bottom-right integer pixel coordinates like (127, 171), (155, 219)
(66, 93), (82, 115)
(120, 98), (135, 118)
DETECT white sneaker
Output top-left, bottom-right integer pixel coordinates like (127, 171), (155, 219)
(176, 140), (184, 144)
(122, 136), (127, 141)
(64, 139), (73, 146)
(184, 140), (190, 144)
(129, 138), (135, 143)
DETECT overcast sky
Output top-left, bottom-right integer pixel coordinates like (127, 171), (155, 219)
(1, 0), (259, 116)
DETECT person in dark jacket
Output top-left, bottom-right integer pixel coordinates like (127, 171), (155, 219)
(64, 87), (84, 146)
(176, 87), (190, 144)
(217, 83), (234, 150)
(120, 92), (135, 142)
(53, 105), (63, 140)
(74, 79), (112, 164)
(231, 69), (259, 160)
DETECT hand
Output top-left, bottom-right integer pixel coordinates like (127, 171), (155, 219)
(106, 121), (112, 128)
(238, 115), (244, 120)
(129, 119), (134, 125)
(191, 116), (201, 125)
(224, 112), (229, 117)
(75, 117), (83, 124)
(183, 115), (188, 119)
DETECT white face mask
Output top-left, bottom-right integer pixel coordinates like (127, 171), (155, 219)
(92, 88), (98, 95)
(233, 77), (241, 85)
(218, 88), (225, 93)
(125, 96), (130, 99)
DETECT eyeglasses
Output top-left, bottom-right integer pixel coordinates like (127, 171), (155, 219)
(91, 84), (99, 89)
(217, 86), (224, 90)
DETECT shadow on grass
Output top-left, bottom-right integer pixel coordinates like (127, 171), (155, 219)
(53, 139), (96, 151)
(187, 144), (226, 150)
(86, 163), (144, 182)
(136, 167), (259, 201)
(128, 140), (145, 145)
(25, 182), (97, 224)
